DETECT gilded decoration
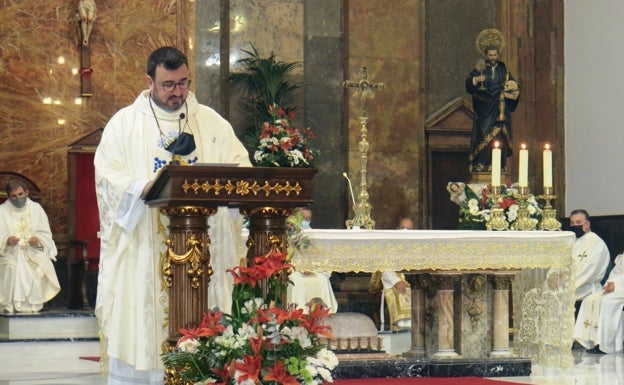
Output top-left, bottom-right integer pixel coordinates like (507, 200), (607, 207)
(181, 178), (303, 197)
(162, 234), (211, 289)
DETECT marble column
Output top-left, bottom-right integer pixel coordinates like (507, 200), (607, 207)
(432, 274), (460, 358)
(405, 274), (427, 356)
(490, 273), (515, 356)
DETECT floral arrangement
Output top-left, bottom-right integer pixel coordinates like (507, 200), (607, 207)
(286, 209), (311, 258)
(253, 104), (319, 168)
(162, 241), (338, 385)
(450, 182), (542, 230)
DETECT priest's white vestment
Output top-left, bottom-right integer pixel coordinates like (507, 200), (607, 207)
(573, 231), (610, 301)
(0, 198), (59, 313)
(574, 253), (624, 353)
(94, 90), (250, 383)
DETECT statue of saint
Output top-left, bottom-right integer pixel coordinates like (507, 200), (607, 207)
(465, 28), (520, 173)
(78, 0), (96, 46)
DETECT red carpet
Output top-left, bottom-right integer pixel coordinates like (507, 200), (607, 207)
(333, 377), (526, 385)
(79, 356), (100, 362)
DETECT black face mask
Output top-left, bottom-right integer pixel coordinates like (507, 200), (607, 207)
(570, 225), (585, 238)
(165, 132), (196, 156)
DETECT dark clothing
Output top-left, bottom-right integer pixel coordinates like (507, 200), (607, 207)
(465, 61), (519, 172)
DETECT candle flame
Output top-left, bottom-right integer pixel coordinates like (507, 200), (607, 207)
(521, 143), (527, 150)
(494, 141), (500, 148)
(544, 143), (551, 150)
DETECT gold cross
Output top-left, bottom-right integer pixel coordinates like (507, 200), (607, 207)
(577, 251), (588, 260)
(343, 66), (385, 117)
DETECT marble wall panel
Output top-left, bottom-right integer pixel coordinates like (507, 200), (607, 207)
(347, 0), (423, 229)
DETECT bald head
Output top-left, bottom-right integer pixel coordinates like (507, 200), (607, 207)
(398, 218), (414, 230)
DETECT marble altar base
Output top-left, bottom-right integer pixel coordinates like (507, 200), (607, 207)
(333, 354), (531, 378)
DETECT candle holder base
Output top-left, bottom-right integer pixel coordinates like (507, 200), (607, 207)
(538, 193), (561, 231)
(514, 207), (538, 231)
(486, 207), (509, 231)
(513, 187), (537, 231)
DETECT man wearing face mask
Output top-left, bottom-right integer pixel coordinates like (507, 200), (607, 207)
(0, 180), (60, 314)
(568, 209), (610, 310)
(286, 208), (338, 314)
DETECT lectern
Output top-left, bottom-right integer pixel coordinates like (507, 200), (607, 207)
(143, 165), (317, 344)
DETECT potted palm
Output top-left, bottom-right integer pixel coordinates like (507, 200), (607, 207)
(230, 45), (318, 167)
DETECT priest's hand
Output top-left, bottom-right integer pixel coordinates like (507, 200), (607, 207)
(394, 280), (410, 294)
(28, 236), (40, 247)
(6, 236), (19, 246)
(604, 282), (615, 294)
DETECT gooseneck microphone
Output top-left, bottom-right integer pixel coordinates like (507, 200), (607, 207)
(179, 113), (185, 120)
(342, 172), (357, 207)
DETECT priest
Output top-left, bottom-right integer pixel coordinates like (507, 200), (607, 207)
(0, 180), (60, 313)
(94, 46), (250, 384)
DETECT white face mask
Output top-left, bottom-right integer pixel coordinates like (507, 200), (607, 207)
(301, 220), (311, 230)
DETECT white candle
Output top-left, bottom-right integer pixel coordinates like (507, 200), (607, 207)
(519, 144), (528, 187)
(491, 142), (501, 186)
(543, 143), (553, 188)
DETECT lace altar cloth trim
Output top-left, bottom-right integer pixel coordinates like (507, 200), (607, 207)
(295, 229), (574, 273)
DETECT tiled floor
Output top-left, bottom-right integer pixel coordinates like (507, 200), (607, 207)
(0, 341), (622, 385)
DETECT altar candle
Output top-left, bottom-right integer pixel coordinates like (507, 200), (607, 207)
(543, 143), (553, 188)
(491, 141), (501, 186)
(519, 144), (528, 187)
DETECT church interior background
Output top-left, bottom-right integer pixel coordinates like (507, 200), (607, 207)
(2, 0), (624, 351)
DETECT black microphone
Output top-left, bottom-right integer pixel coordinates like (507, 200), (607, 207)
(169, 113), (185, 165)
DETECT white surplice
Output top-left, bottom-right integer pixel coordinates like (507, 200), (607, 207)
(94, 90), (250, 384)
(0, 198), (59, 313)
(574, 253), (624, 353)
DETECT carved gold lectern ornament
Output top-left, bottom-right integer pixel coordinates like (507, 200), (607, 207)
(343, 67), (385, 230)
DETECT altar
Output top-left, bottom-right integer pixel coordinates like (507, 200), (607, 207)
(293, 229), (575, 368)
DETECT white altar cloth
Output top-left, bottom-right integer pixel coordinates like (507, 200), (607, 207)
(291, 229), (575, 368)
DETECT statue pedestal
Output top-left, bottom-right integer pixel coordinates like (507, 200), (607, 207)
(470, 171), (509, 185)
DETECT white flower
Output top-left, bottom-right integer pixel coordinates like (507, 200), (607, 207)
(316, 347), (339, 369)
(177, 338), (200, 353)
(242, 298), (264, 314)
(304, 364), (318, 377)
(194, 378), (217, 385)
(282, 326), (312, 347)
(317, 367), (333, 382)
(253, 150), (266, 162)
(468, 199), (480, 215)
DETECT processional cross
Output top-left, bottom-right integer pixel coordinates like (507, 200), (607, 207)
(343, 66), (385, 230)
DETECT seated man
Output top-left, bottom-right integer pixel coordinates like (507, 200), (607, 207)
(568, 209), (610, 315)
(574, 252), (624, 354)
(369, 217), (414, 330)
(0, 180), (60, 313)
(286, 207), (338, 313)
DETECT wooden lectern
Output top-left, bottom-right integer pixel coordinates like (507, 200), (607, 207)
(143, 165), (317, 345)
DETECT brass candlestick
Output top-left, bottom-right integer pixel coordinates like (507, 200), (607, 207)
(486, 185), (509, 231)
(538, 186), (562, 231)
(513, 186), (538, 231)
